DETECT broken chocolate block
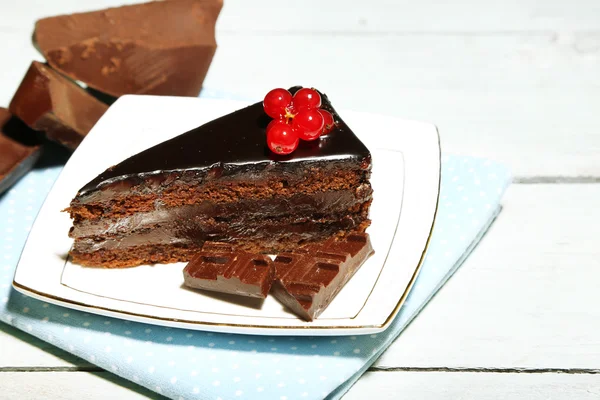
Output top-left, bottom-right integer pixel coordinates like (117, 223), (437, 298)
(33, 0), (223, 97)
(272, 233), (374, 321)
(0, 108), (41, 194)
(9, 62), (108, 149)
(183, 243), (275, 298)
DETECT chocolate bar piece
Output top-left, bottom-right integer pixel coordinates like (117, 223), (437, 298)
(33, 0), (222, 98)
(183, 243), (275, 298)
(272, 233), (374, 321)
(0, 108), (41, 194)
(9, 62), (108, 149)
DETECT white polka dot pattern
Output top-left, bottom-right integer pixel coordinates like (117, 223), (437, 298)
(0, 154), (510, 399)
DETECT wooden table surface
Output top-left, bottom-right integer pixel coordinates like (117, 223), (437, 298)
(1, 1), (599, 399)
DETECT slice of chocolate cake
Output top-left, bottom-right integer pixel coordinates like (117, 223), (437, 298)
(67, 87), (372, 268)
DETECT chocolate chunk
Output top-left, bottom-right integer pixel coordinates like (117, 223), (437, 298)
(33, 0), (222, 98)
(183, 242), (275, 298)
(272, 233), (374, 321)
(9, 62), (108, 149)
(0, 108), (41, 194)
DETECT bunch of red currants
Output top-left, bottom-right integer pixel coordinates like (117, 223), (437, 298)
(263, 87), (335, 155)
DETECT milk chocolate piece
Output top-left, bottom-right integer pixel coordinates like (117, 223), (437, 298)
(34, 0), (222, 97)
(183, 243), (275, 298)
(272, 233), (374, 321)
(9, 62), (108, 149)
(0, 108), (41, 194)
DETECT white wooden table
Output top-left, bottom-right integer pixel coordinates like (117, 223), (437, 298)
(1, 1), (599, 399)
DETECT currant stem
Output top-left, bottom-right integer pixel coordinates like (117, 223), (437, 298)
(284, 109), (296, 122)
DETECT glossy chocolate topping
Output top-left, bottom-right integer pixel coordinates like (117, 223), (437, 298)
(78, 87), (371, 196)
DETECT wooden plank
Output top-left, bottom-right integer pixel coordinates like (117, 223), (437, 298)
(1, 0), (600, 33)
(0, 3), (599, 177)
(207, 34), (600, 95)
(1, 31), (598, 177)
(0, 372), (162, 399)
(223, 0), (600, 33)
(1, 371), (599, 399)
(345, 371), (600, 400)
(0, 323), (91, 368)
(203, 34), (600, 178)
(376, 184), (600, 369)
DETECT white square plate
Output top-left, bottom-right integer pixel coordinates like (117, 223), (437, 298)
(13, 95), (440, 336)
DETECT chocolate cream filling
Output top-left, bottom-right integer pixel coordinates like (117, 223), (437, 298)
(70, 187), (371, 238)
(72, 210), (368, 254)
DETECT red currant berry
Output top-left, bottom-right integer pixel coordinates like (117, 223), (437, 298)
(266, 118), (280, 132)
(292, 88), (321, 111)
(318, 109), (335, 135)
(292, 109), (325, 141)
(266, 121), (299, 155)
(263, 88), (293, 119)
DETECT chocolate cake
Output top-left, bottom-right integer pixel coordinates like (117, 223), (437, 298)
(67, 87), (372, 268)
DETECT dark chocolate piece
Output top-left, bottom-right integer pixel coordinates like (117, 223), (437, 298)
(0, 108), (41, 194)
(33, 0), (222, 98)
(76, 87), (371, 198)
(183, 242), (274, 298)
(272, 233), (374, 321)
(9, 61), (108, 149)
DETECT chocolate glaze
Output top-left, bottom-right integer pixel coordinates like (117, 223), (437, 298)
(77, 87), (371, 198)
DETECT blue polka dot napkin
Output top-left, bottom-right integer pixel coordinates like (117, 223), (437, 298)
(0, 149), (510, 399)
